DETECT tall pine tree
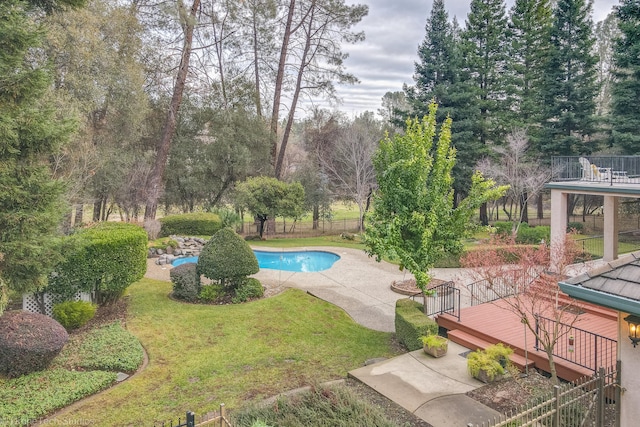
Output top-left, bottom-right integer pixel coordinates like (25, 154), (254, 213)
(0, 0), (83, 313)
(509, 0), (553, 131)
(462, 0), (510, 224)
(538, 0), (599, 157)
(610, 0), (640, 154)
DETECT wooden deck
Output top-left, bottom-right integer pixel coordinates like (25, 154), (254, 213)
(436, 299), (618, 382)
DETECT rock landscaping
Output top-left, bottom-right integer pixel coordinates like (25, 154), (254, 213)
(150, 236), (207, 265)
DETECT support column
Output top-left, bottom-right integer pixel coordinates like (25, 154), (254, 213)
(603, 195), (619, 262)
(550, 189), (568, 273)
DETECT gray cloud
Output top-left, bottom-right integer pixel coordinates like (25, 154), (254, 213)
(310, 0), (618, 117)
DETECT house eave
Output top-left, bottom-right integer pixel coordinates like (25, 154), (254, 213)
(559, 281), (640, 315)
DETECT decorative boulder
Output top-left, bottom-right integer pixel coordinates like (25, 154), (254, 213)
(0, 311), (69, 378)
(197, 228), (259, 289)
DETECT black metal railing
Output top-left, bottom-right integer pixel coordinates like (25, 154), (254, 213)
(575, 229), (640, 260)
(551, 155), (640, 184)
(153, 405), (231, 427)
(535, 314), (617, 374)
(419, 281), (460, 321)
(466, 272), (536, 306)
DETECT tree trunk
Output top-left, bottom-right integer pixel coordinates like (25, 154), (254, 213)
(252, 7), (262, 118)
(270, 0), (296, 171)
(537, 193), (544, 219)
(274, 0), (315, 178)
(144, 0), (200, 220)
(520, 192), (529, 223)
(480, 202), (489, 226)
(75, 204), (83, 226)
(312, 204), (319, 230)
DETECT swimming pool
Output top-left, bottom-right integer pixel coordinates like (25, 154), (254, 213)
(171, 250), (340, 272)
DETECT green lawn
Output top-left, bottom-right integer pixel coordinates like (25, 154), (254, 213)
(49, 279), (400, 425)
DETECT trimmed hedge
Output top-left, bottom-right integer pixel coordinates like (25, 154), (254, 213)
(0, 311), (69, 378)
(394, 298), (438, 351)
(48, 222), (148, 305)
(170, 262), (201, 301)
(159, 213), (222, 237)
(52, 300), (97, 330)
(197, 228), (259, 289)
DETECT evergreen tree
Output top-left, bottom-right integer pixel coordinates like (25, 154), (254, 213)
(509, 0), (553, 131)
(0, 0), (84, 313)
(610, 0), (640, 153)
(463, 0), (511, 146)
(462, 0), (510, 224)
(538, 0), (599, 157)
(405, 0), (481, 201)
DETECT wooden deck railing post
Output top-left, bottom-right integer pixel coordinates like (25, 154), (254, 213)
(597, 367), (605, 426)
(553, 385), (561, 427)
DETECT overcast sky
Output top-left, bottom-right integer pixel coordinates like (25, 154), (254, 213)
(313, 0), (619, 117)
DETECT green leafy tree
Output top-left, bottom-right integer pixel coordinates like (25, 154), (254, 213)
(538, 0), (599, 157)
(610, 0), (640, 153)
(363, 102), (507, 292)
(0, 0), (85, 314)
(235, 177), (305, 238)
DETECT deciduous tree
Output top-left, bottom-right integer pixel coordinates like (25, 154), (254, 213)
(461, 234), (583, 384)
(364, 102), (507, 292)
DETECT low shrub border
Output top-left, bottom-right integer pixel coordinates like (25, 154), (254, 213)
(394, 298), (438, 351)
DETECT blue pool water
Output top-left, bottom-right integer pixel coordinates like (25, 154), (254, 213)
(172, 250), (340, 273)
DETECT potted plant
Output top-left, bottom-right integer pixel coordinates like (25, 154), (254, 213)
(467, 343), (513, 383)
(419, 334), (448, 358)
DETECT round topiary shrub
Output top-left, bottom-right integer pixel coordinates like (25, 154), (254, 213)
(0, 311), (69, 378)
(52, 300), (97, 330)
(170, 262), (201, 301)
(197, 228), (259, 289)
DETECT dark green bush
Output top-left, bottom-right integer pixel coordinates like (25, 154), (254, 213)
(170, 262), (201, 301)
(567, 222), (584, 233)
(232, 278), (264, 303)
(48, 222), (148, 305)
(52, 300), (97, 330)
(516, 224), (550, 244)
(394, 298), (438, 351)
(244, 234), (262, 241)
(493, 221), (514, 236)
(0, 311), (69, 378)
(197, 228), (259, 289)
(159, 213), (222, 237)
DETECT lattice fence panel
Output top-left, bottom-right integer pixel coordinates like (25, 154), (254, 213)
(22, 292), (93, 317)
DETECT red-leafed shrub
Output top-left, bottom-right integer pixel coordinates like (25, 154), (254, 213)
(0, 311), (69, 378)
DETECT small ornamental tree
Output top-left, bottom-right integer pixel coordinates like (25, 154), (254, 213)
(235, 176), (305, 238)
(461, 234), (583, 384)
(364, 101), (507, 293)
(197, 228), (259, 289)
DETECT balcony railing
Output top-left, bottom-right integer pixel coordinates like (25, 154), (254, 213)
(551, 156), (640, 185)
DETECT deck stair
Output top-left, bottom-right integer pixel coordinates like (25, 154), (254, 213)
(446, 329), (535, 372)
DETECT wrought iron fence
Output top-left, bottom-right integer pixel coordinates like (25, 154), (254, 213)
(473, 363), (620, 427)
(420, 281), (460, 321)
(466, 271), (537, 306)
(154, 405), (231, 427)
(535, 315), (617, 374)
(575, 230), (640, 260)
